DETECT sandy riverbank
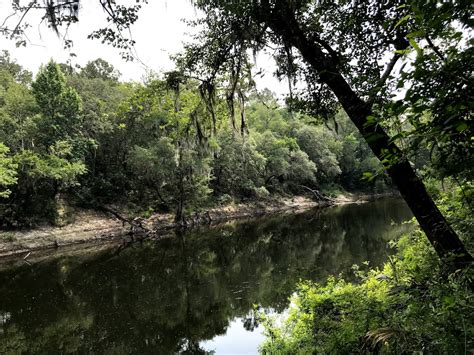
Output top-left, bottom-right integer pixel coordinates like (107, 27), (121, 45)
(0, 193), (397, 260)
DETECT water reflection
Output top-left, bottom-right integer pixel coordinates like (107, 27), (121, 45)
(0, 198), (413, 354)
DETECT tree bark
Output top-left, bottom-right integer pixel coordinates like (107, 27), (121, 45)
(266, 3), (472, 266)
(298, 184), (332, 203)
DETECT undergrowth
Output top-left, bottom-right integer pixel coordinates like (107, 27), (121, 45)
(260, 183), (473, 354)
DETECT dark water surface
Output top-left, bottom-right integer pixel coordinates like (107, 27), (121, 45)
(0, 198), (413, 354)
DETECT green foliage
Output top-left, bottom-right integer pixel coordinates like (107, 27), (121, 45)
(0, 143), (17, 198)
(0, 75), (37, 151)
(261, 229), (473, 354)
(0, 52), (389, 226)
(294, 125), (341, 183)
(129, 137), (212, 217)
(334, 113), (388, 191)
(213, 130), (266, 196)
(0, 50), (32, 84)
(0, 56), (89, 226)
(0, 231), (15, 242)
(424, 178), (474, 240)
(387, 1), (474, 183)
(32, 61), (81, 121)
(31, 61), (84, 149)
(260, 188), (473, 354)
(255, 131), (291, 183)
(14, 150), (86, 186)
(79, 58), (121, 82)
(253, 131), (316, 188)
(288, 149), (317, 185)
(128, 138), (176, 191)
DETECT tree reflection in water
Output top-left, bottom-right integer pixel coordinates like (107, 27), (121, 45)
(0, 198), (412, 354)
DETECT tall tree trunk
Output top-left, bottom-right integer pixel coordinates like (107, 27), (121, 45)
(238, 89), (247, 136)
(266, 4), (472, 266)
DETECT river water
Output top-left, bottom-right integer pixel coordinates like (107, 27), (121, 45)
(0, 198), (413, 354)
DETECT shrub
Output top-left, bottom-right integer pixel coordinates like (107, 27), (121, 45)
(260, 229), (473, 354)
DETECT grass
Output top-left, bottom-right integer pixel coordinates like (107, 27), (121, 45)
(0, 232), (16, 242)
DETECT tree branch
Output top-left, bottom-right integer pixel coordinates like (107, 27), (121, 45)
(367, 52), (401, 106)
(12, 1), (37, 35)
(425, 35), (445, 61)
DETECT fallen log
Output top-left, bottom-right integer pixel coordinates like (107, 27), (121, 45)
(297, 185), (334, 203)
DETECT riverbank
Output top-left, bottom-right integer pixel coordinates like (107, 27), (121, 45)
(0, 193), (397, 260)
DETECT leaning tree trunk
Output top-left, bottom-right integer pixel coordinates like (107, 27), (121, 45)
(266, 4), (472, 266)
(328, 79), (473, 265)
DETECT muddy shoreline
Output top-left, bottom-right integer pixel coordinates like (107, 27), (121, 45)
(0, 193), (398, 262)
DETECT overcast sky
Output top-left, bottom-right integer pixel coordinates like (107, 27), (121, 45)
(0, 0), (285, 94)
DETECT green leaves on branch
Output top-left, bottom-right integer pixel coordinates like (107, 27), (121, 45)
(14, 150), (86, 187)
(0, 56), (89, 225)
(32, 61), (82, 123)
(0, 143), (17, 198)
(260, 226), (474, 354)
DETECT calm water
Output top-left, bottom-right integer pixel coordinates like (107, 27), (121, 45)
(0, 198), (413, 354)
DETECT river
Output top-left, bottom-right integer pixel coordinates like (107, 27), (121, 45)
(0, 197), (413, 354)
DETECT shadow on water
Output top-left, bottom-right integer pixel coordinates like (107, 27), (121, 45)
(0, 198), (413, 354)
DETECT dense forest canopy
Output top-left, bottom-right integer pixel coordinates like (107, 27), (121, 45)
(0, 51), (388, 226)
(1, 0), (472, 264)
(0, 1), (473, 353)
(179, 0), (473, 264)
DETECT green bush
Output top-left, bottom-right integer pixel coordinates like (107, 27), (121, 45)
(254, 186), (270, 199)
(260, 228), (473, 354)
(0, 232), (15, 242)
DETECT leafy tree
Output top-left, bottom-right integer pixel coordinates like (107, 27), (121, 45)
(388, 3), (473, 183)
(287, 149), (318, 186)
(1, 2), (471, 262)
(128, 138), (176, 205)
(0, 60), (87, 225)
(212, 130), (266, 197)
(0, 50), (32, 84)
(79, 58), (121, 82)
(128, 137), (212, 220)
(0, 143), (17, 198)
(247, 94), (289, 135)
(32, 61), (83, 146)
(108, 77), (214, 221)
(0, 76), (37, 151)
(255, 131), (292, 185)
(29, 61), (87, 182)
(63, 60), (132, 202)
(294, 125), (341, 183)
(334, 113), (386, 191)
(171, 0), (472, 264)
(252, 131), (316, 190)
